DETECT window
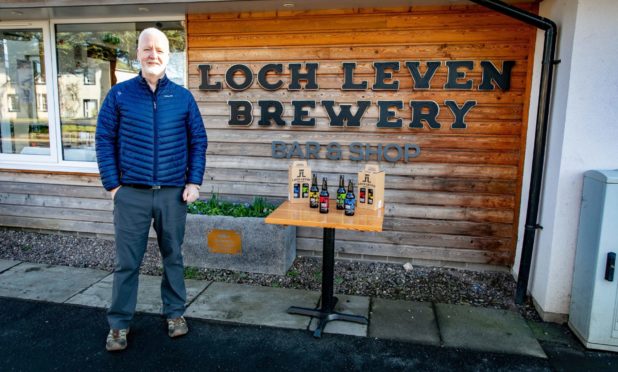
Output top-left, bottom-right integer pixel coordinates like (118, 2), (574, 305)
(37, 93), (47, 112)
(0, 19), (186, 169)
(7, 94), (20, 112)
(0, 28), (50, 157)
(55, 21), (185, 163)
(83, 99), (97, 118)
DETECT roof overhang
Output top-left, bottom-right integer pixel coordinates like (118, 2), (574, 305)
(0, 0), (536, 21)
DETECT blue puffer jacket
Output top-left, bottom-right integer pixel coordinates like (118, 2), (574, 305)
(96, 74), (207, 191)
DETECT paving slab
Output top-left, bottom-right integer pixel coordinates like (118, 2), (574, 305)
(66, 274), (210, 314)
(0, 259), (20, 273)
(185, 282), (319, 330)
(308, 294), (370, 337)
(0, 262), (108, 303)
(369, 299), (440, 345)
(435, 303), (547, 358)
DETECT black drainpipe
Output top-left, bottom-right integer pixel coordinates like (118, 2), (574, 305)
(468, 0), (558, 304)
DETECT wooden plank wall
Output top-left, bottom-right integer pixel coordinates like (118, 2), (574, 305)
(187, 4), (537, 268)
(0, 3), (537, 270)
(0, 171), (114, 236)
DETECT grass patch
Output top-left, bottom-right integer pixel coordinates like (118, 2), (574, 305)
(183, 266), (201, 280)
(313, 270), (322, 282)
(286, 269), (300, 278)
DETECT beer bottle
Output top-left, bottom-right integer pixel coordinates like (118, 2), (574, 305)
(293, 183), (300, 198)
(309, 174), (319, 208)
(336, 175), (346, 210)
(302, 183), (309, 198)
(319, 177), (329, 214)
(344, 180), (356, 216)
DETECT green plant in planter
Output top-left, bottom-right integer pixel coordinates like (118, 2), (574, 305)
(187, 194), (276, 218)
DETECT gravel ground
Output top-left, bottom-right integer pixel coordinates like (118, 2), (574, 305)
(0, 227), (541, 321)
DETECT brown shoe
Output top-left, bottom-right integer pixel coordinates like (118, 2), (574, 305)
(167, 316), (188, 338)
(106, 328), (129, 351)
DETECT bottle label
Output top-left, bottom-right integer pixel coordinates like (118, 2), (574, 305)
(302, 183), (309, 198)
(368, 188), (374, 204)
(319, 196), (329, 212)
(360, 188), (366, 203)
(293, 183), (300, 198)
(337, 191), (345, 209)
(344, 197), (355, 215)
(309, 193), (319, 208)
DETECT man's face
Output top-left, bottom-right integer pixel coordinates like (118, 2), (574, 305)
(137, 32), (169, 78)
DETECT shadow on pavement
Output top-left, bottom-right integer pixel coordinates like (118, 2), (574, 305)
(0, 297), (554, 371)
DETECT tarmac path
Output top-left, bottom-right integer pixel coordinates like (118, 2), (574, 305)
(0, 297), (554, 372)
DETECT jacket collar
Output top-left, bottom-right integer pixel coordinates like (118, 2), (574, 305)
(138, 71), (169, 91)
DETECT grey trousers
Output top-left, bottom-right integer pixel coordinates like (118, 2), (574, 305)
(108, 186), (187, 329)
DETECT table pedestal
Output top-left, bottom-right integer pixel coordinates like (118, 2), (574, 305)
(287, 227), (368, 338)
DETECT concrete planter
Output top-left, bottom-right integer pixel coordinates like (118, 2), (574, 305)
(183, 214), (296, 275)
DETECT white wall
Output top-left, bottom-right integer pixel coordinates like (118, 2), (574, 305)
(525, 0), (618, 319)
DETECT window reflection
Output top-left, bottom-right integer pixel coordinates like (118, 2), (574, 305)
(0, 29), (49, 156)
(55, 22), (185, 162)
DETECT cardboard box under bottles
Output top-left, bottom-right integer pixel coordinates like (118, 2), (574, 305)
(357, 164), (385, 210)
(288, 160), (312, 204)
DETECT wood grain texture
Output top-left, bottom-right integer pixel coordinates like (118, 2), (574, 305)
(188, 4), (537, 267)
(0, 4), (537, 268)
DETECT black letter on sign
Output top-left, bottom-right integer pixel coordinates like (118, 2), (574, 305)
(272, 141), (287, 159)
(228, 101), (253, 125)
(291, 101), (316, 126)
(288, 63), (319, 90)
(326, 143), (342, 160)
(198, 64), (222, 91)
(322, 100), (370, 127)
(406, 61), (441, 90)
(342, 62), (368, 90)
(410, 101), (440, 129)
(373, 62), (400, 90)
(445, 100), (476, 129)
(404, 144), (420, 162)
(257, 63), (284, 91)
(305, 142), (321, 159)
(377, 101), (403, 128)
(444, 61), (473, 90)
(383, 143), (403, 162)
(225, 64), (253, 91)
(479, 61), (515, 91)
(349, 142), (363, 161)
(258, 100), (286, 126)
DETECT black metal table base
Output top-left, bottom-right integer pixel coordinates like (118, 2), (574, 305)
(286, 227), (369, 338)
(288, 303), (369, 338)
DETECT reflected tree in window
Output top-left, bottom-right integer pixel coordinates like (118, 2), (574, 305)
(55, 22), (185, 162)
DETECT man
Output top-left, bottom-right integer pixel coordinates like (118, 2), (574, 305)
(95, 27), (207, 352)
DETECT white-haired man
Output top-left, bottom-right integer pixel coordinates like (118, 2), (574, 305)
(96, 27), (207, 352)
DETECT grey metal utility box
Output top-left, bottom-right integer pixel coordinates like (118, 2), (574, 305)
(569, 169), (618, 352)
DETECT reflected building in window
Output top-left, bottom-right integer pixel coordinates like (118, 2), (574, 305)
(0, 30), (50, 155)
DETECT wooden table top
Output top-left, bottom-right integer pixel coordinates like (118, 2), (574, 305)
(265, 200), (384, 232)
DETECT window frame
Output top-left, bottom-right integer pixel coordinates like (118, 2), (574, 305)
(0, 21), (60, 166)
(0, 15), (186, 173)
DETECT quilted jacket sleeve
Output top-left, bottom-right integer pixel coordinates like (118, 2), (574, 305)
(185, 95), (207, 185)
(95, 88), (121, 191)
